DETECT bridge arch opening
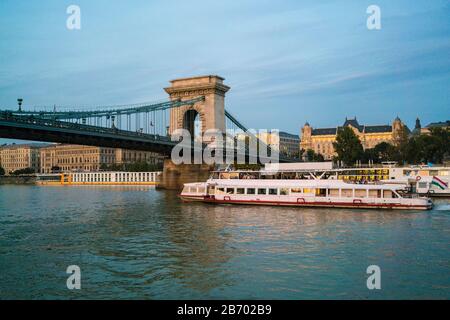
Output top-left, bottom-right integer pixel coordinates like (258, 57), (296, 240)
(183, 109), (202, 140)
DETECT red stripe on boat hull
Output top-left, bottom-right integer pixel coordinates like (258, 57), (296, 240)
(179, 195), (432, 210)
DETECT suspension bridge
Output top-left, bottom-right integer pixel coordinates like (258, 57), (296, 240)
(0, 75), (297, 188)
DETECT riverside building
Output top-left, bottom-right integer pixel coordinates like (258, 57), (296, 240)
(0, 144), (42, 174)
(300, 117), (409, 160)
(39, 144), (164, 173)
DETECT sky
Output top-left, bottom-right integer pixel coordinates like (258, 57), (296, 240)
(0, 0), (449, 145)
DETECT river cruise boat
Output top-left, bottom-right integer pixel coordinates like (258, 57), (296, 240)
(180, 166), (433, 210)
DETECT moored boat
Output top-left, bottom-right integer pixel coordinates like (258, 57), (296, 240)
(180, 175), (433, 210)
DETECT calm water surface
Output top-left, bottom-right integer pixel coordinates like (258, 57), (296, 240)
(0, 185), (449, 299)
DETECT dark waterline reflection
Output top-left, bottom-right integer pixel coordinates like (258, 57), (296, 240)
(0, 185), (449, 299)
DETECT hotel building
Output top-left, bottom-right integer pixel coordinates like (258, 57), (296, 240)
(300, 117), (408, 160)
(0, 144), (41, 174)
(39, 144), (164, 173)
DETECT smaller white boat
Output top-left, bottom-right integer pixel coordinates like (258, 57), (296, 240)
(180, 176), (433, 210)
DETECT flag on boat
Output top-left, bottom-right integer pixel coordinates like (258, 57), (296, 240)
(431, 176), (448, 190)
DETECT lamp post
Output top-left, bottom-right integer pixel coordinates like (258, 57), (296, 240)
(17, 98), (23, 112)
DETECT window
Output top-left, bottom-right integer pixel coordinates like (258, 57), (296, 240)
(291, 188), (302, 194)
(329, 189), (339, 197)
(355, 189), (367, 198)
(280, 188), (289, 195)
(368, 189), (378, 198)
(418, 182), (428, 189)
(303, 188), (315, 194)
(341, 189), (353, 198)
(226, 188), (235, 194)
(216, 187), (225, 194)
(269, 188), (278, 195)
(383, 190), (393, 198)
(258, 188), (266, 195)
(247, 188), (256, 194)
(316, 188), (327, 197)
(236, 188), (245, 194)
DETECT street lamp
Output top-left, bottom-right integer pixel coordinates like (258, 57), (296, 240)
(17, 98), (23, 112)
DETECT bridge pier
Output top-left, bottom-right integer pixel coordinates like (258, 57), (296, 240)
(157, 159), (214, 190)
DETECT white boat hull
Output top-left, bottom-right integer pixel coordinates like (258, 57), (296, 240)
(180, 194), (432, 210)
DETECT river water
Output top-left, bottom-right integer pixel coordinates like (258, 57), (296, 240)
(0, 185), (449, 299)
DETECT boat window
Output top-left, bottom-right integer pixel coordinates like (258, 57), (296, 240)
(226, 188), (235, 194)
(189, 187), (197, 193)
(383, 190), (393, 198)
(216, 187), (226, 194)
(355, 189), (367, 198)
(368, 189), (377, 198)
(236, 188), (245, 195)
(269, 188), (278, 195)
(247, 188), (256, 194)
(280, 188), (289, 195)
(418, 182), (428, 189)
(303, 188), (315, 194)
(198, 186), (205, 194)
(341, 189), (353, 198)
(258, 188), (267, 195)
(329, 189), (339, 197)
(182, 186), (189, 193)
(316, 189), (327, 197)
(290, 188), (302, 194)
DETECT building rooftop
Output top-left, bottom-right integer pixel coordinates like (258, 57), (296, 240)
(425, 120), (450, 128)
(279, 131), (300, 139)
(309, 117), (403, 136)
(0, 143), (51, 150)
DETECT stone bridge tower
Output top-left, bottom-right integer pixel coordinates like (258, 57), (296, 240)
(159, 75), (230, 190)
(164, 75), (230, 141)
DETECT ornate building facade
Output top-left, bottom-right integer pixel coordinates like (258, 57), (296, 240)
(300, 117), (408, 160)
(0, 144), (41, 174)
(40, 144), (116, 173)
(40, 144), (164, 173)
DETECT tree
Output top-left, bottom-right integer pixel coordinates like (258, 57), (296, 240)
(405, 127), (450, 164)
(332, 127), (364, 166)
(364, 142), (398, 163)
(100, 161), (163, 172)
(0, 166), (5, 176)
(394, 127), (411, 164)
(11, 167), (35, 175)
(305, 149), (324, 162)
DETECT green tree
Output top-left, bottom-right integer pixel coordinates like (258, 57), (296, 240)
(407, 128), (450, 164)
(305, 149), (324, 162)
(11, 167), (35, 175)
(0, 166), (5, 176)
(394, 127), (411, 163)
(365, 142), (398, 163)
(332, 127), (364, 166)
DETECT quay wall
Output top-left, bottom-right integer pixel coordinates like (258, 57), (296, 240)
(0, 175), (37, 185)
